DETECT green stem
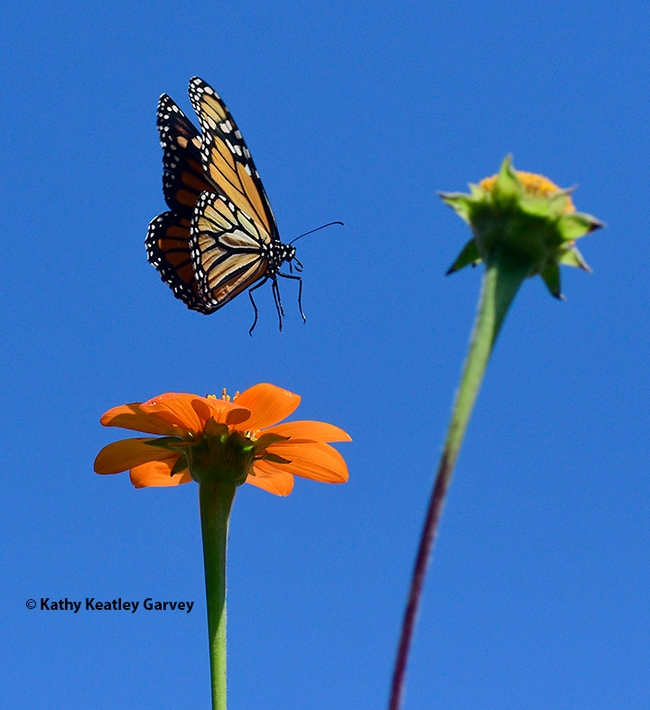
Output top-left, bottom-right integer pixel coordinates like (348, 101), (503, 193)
(199, 479), (237, 710)
(388, 252), (530, 710)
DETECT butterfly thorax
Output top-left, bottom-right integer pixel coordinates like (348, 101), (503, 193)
(266, 242), (296, 274)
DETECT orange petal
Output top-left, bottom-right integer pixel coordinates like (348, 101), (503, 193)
(246, 467), (294, 496)
(100, 403), (181, 436)
(234, 383), (301, 430)
(191, 397), (251, 427)
(130, 459), (193, 488)
(94, 438), (179, 474)
(260, 442), (349, 484)
(139, 393), (206, 433)
(264, 420), (352, 442)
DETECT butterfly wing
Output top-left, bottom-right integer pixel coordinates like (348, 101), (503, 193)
(157, 93), (215, 213)
(146, 94), (217, 313)
(146, 212), (216, 313)
(190, 191), (272, 310)
(188, 77), (279, 242)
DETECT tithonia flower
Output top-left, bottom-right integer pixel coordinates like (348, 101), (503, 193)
(94, 383), (351, 496)
(440, 155), (603, 297)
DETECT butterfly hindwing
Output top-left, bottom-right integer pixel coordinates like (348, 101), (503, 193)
(190, 191), (271, 310)
(145, 211), (216, 314)
(188, 77), (279, 240)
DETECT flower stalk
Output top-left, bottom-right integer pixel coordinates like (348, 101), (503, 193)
(199, 479), (236, 710)
(388, 251), (528, 710)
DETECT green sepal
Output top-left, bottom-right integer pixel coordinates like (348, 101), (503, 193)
(547, 189), (575, 218)
(557, 212), (605, 242)
(558, 244), (591, 271)
(540, 261), (564, 299)
(438, 192), (473, 224)
(493, 154), (519, 199)
(253, 432), (289, 452)
(170, 455), (189, 476)
(447, 238), (481, 274)
(468, 183), (486, 200)
(144, 436), (184, 450)
(261, 452), (293, 465)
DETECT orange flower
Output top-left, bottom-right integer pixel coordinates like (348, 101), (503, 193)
(94, 383), (351, 496)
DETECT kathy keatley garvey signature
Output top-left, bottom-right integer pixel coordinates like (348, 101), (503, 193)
(37, 598), (195, 614)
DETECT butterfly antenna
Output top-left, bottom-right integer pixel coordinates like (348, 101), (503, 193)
(289, 221), (344, 245)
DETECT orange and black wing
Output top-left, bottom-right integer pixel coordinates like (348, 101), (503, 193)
(157, 93), (215, 214)
(146, 212), (216, 313)
(146, 94), (217, 313)
(189, 191), (272, 310)
(188, 77), (279, 243)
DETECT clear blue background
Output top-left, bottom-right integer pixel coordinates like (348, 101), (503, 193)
(2, 1), (649, 708)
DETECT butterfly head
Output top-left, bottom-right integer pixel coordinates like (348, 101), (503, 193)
(267, 241), (298, 274)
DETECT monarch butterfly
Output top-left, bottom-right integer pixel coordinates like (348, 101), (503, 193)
(146, 77), (304, 332)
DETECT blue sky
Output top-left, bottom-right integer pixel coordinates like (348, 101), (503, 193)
(2, 0), (649, 707)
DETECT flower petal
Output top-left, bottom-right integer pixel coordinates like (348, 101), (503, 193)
(94, 438), (179, 474)
(130, 459), (193, 488)
(191, 397), (251, 427)
(100, 403), (181, 436)
(139, 393), (206, 433)
(264, 420), (352, 442)
(234, 383), (301, 430)
(245, 469), (294, 496)
(260, 441), (349, 484)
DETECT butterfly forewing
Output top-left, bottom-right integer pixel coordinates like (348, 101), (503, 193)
(190, 191), (270, 309)
(157, 94), (215, 214)
(188, 77), (278, 239)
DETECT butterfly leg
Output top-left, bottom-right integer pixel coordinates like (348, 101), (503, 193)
(278, 272), (306, 323)
(248, 277), (269, 335)
(271, 278), (285, 331)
